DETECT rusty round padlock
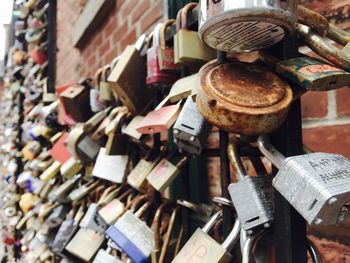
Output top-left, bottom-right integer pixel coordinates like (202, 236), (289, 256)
(198, 0), (297, 52)
(196, 60), (293, 135)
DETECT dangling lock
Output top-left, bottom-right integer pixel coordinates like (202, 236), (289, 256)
(146, 21), (180, 88)
(174, 3), (216, 65)
(99, 65), (114, 102)
(169, 73), (199, 103)
(259, 51), (350, 91)
(49, 174), (81, 203)
(122, 115), (144, 141)
(39, 160), (61, 182)
(91, 67), (107, 112)
(93, 245), (123, 263)
(258, 135), (350, 225)
(197, 59), (293, 135)
(136, 95), (181, 135)
(297, 22), (350, 71)
(29, 41), (47, 65)
(68, 180), (100, 202)
(227, 139), (273, 232)
(106, 194), (155, 263)
(173, 96), (212, 155)
(60, 157), (82, 179)
(172, 210), (240, 263)
(199, 0), (297, 52)
(147, 153), (188, 192)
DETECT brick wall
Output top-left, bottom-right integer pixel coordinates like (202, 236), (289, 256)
(56, 0), (350, 260)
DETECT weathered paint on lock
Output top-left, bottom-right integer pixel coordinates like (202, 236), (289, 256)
(199, 0), (297, 52)
(197, 60), (292, 135)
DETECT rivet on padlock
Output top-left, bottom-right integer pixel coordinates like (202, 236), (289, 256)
(258, 135), (350, 225)
(227, 139), (273, 232)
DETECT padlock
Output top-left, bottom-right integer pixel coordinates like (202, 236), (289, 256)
(108, 34), (152, 114)
(100, 65), (114, 102)
(60, 157), (82, 179)
(106, 195), (154, 263)
(146, 22), (179, 88)
(122, 115), (144, 141)
(45, 204), (70, 229)
(49, 174), (81, 203)
(51, 205), (85, 256)
(227, 139), (273, 232)
(298, 23), (350, 71)
(127, 150), (164, 191)
(22, 140), (41, 160)
(93, 246), (123, 263)
(92, 147), (129, 184)
(197, 59), (293, 135)
(39, 160), (61, 182)
(174, 3), (216, 65)
(158, 21), (180, 73)
(92, 107), (123, 141)
(172, 210), (240, 263)
(91, 67), (107, 112)
(29, 41), (47, 65)
(147, 155), (188, 192)
(39, 178), (57, 199)
(136, 95), (181, 134)
(79, 203), (108, 234)
(68, 180), (100, 202)
(198, 0), (297, 52)
(169, 73), (199, 103)
(259, 52), (350, 91)
(173, 96), (212, 155)
(50, 132), (71, 165)
(258, 135), (350, 225)
(98, 198), (125, 225)
(59, 84), (92, 122)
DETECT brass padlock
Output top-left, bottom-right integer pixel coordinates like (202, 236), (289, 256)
(147, 155), (188, 192)
(174, 3), (216, 65)
(91, 67), (107, 112)
(169, 73), (199, 103)
(197, 59), (292, 135)
(100, 65), (114, 102)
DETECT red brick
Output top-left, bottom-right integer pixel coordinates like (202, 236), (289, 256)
(131, 0), (151, 23)
(140, 1), (163, 33)
(301, 91), (328, 119)
(104, 15), (117, 39)
(303, 124), (350, 157)
(336, 87), (350, 117)
(120, 28), (136, 50)
(120, 0), (138, 20)
(99, 40), (110, 56)
(112, 22), (126, 43)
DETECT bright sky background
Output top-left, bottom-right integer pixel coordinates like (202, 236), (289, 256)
(0, 0), (14, 60)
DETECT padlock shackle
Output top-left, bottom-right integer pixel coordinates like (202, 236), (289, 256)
(212, 196), (233, 208)
(202, 210), (222, 233)
(180, 3), (198, 30)
(175, 8), (183, 32)
(257, 135), (284, 169)
(153, 201), (171, 251)
(135, 33), (147, 52)
(307, 238), (323, 263)
(297, 6), (328, 36)
(328, 24), (350, 46)
(93, 67), (104, 90)
(227, 140), (246, 180)
(242, 229), (266, 263)
(222, 217), (241, 251)
(298, 24), (350, 71)
(102, 65), (111, 82)
(159, 19), (176, 49)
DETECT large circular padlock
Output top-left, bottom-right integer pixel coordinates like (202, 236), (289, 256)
(198, 0), (297, 52)
(196, 60), (292, 135)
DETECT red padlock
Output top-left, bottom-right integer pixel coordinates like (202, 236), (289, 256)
(146, 21), (179, 88)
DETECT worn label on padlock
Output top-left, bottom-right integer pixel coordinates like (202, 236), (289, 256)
(147, 159), (179, 192)
(98, 199), (125, 225)
(127, 159), (156, 191)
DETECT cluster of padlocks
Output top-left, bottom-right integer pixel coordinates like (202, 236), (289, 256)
(1, 0), (350, 262)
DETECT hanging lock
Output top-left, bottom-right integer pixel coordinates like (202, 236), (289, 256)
(106, 195), (155, 263)
(100, 65), (114, 102)
(122, 115), (144, 141)
(197, 59), (293, 135)
(91, 106), (123, 141)
(174, 3), (216, 65)
(147, 154), (188, 192)
(172, 210), (240, 263)
(146, 21), (180, 88)
(137, 95), (181, 134)
(108, 34), (152, 114)
(297, 22), (350, 71)
(68, 180), (100, 202)
(199, 0), (297, 52)
(49, 174), (81, 203)
(60, 157), (82, 179)
(258, 135), (350, 225)
(93, 246), (123, 263)
(227, 140), (273, 232)
(169, 73), (199, 103)
(259, 51), (350, 91)
(173, 96), (212, 155)
(91, 67), (107, 112)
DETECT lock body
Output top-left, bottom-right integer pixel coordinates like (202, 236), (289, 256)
(147, 159), (180, 192)
(93, 249), (123, 263)
(98, 199), (125, 225)
(173, 96), (212, 155)
(106, 210), (155, 263)
(79, 203), (108, 234)
(128, 159), (156, 191)
(199, 0), (297, 52)
(274, 153), (350, 225)
(229, 176), (273, 230)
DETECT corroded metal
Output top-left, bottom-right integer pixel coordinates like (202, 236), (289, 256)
(197, 60), (292, 135)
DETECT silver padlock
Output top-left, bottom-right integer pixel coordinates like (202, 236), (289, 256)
(173, 96), (211, 155)
(258, 135), (350, 225)
(172, 210), (240, 263)
(93, 247), (123, 263)
(227, 140), (273, 232)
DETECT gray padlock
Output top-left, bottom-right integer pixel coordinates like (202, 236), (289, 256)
(227, 140), (273, 232)
(258, 135), (350, 225)
(45, 205), (70, 229)
(80, 203), (108, 234)
(173, 96), (211, 155)
(172, 210), (241, 263)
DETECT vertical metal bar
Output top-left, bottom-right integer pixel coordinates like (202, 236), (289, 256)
(47, 0), (56, 94)
(268, 32), (307, 263)
(217, 51), (233, 238)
